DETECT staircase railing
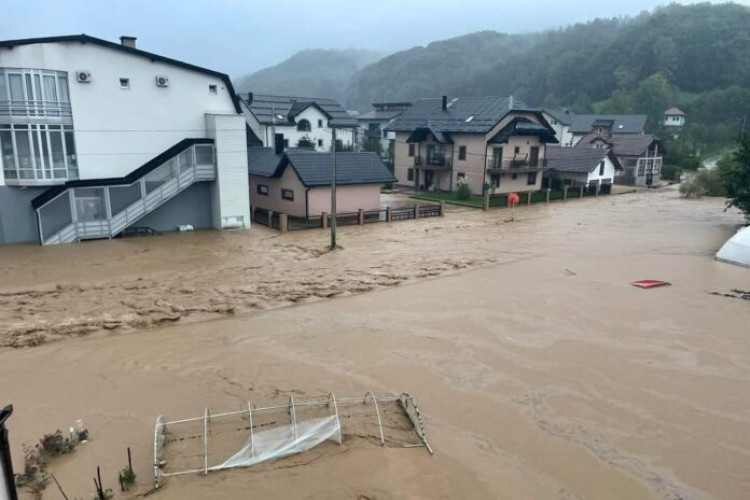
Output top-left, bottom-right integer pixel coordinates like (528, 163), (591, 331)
(35, 139), (215, 245)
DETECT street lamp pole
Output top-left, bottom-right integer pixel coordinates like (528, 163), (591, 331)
(330, 127), (337, 249)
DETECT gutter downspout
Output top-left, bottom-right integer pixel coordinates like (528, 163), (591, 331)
(483, 140), (489, 196)
(305, 186), (310, 221)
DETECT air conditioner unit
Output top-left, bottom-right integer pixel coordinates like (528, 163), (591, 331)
(76, 71), (92, 83)
(155, 75), (169, 87)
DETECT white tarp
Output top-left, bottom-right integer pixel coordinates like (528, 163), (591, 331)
(716, 226), (750, 268)
(212, 415), (341, 470)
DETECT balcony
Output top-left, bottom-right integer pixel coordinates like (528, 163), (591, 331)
(414, 154), (452, 169)
(487, 158), (547, 171)
(0, 100), (73, 119)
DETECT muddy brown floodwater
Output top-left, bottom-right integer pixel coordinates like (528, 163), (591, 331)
(2, 187), (750, 500)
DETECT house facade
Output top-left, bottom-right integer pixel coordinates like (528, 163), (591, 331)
(664, 107), (686, 128)
(248, 146), (395, 220)
(0, 34), (250, 245)
(568, 114), (649, 146)
(542, 108), (575, 147)
(358, 102), (411, 155)
(545, 147), (621, 191)
(387, 96), (558, 196)
(575, 128), (663, 187)
(241, 94), (358, 152)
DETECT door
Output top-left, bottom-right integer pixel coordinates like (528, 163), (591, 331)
(492, 147), (503, 169)
(424, 171), (434, 190)
(529, 147), (539, 167)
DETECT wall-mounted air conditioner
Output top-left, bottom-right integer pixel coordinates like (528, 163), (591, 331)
(76, 71), (92, 83)
(155, 75), (169, 87)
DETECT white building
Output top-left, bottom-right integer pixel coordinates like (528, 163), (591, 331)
(545, 146), (621, 191)
(542, 108), (575, 147)
(0, 34), (249, 245)
(664, 107), (687, 128)
(358, 102), (411, 155)
(240, 93), (358, 152)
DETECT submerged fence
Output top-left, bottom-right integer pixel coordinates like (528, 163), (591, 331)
(253, 203), (443, 232)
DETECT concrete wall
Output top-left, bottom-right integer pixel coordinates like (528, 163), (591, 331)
(206, 113), (250, 229)
(250, 166), (307, 218)
(137, 181), (213, 231)
(0, 186), (45, 244)
(0, 40), (237, 182)
(307, 184), (381, 215)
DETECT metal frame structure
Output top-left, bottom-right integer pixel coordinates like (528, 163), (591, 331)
(153, 392), (432, 488)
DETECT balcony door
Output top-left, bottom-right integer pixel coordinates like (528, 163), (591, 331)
(529, 147), (539, 167)
(492, 147), (503, 169)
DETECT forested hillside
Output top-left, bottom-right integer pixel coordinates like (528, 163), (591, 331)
(234, 49), (380, 102)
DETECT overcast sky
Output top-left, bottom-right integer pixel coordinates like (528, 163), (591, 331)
(5, 0), (748, 78)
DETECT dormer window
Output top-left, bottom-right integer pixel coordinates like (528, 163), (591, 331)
(297, 119), (311, 132)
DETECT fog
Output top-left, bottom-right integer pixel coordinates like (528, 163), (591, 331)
(5, 0), (749, 77)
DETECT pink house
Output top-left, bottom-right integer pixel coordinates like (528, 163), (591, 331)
(248, 146), (396, 220)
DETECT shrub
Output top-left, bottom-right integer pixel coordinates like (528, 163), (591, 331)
(456, 177), (472, 200)
(679, 169), (726, 198)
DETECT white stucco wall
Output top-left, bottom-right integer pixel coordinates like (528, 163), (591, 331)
(542, 112), (574, 147)
(206, 113), (250, 229)
(0, 40), (237, 181)
(586, 156), (617, 183)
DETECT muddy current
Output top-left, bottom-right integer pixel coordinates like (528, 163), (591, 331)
(2, 187), (750, 500)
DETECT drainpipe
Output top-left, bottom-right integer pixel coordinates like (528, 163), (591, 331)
(483, 141), (489, 196)
(305, 186), (310, 221)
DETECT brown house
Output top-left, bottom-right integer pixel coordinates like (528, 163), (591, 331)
(248, 146), (395, 220)
(385, 96), (558, 196)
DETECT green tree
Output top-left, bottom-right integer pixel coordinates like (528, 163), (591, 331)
(720, 133), (750, 220)
(362, 136), (383, 156)
(633, 73), (675, 129)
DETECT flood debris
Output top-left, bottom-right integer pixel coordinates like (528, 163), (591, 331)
(153, 392), (431, 488)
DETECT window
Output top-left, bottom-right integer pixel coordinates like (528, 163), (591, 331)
(491, 174), (500, 187)
(318, 119), (323, 127)
(511, 173), (517, 180)
(281, 188), (294, 201)
(599, 161), (605, 176)
(297, 119), (311, 132)
(283, 139), (289, 148)
(527, 172), (537, 185)
(457, 172), (466, 180)
(0, 69), (71, 117)
(257, 184), (269, 196)
(0, 123), (78, 182)
(597, 127), (603, 134)
(637, 161), (645, 176)
(514, 146), (520, 154)
(492, 147), (503, 168)
(458, 146), (466, 161)
(407, 168), (415, 181)
(317, 139), (323, 147)
(119, 78), (130, 89)
(209, 84), (218, 94)
(408, 144), (415, 157)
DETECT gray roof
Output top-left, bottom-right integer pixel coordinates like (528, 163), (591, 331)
(664, 107), (687, 116)
(248, 148), (396, 187)
(358, 109), (405, 121)
(546, 146), (619, 173)
(242, 94), (358, 128)
(570, 114), (648, 134)
(576, 133), (660, 157)
(544, 108), (575, 125)
(385, 96), (530, 134)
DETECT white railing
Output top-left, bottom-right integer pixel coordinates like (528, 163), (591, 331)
(37, 144), (215, 245)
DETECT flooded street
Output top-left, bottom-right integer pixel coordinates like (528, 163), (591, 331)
(2, 187), (750, 500)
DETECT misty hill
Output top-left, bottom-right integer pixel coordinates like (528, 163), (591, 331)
(234, 48), (381, 102)
(346, 3), (750, 111)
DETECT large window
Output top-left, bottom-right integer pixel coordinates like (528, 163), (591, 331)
(0, 69), (71, 118)
(281, 188), (294, 201)
(0, 123), (78, 182)
(297, 119), (311, 132)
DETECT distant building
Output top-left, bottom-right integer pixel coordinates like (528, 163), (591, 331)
(358, 102), (411, 154)
(0, 34), (250, 245)
(664, 107), (687, 128)
(247, 143), (395, 220)
(542, 108), (575, 147)
(545, 147), (621, 191)
(575, 124), (663, 187)
(568, 114), (649, 146)
(386, 95), (558, 196)
(240, 93), (358, 152)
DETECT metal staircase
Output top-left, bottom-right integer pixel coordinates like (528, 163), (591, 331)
(33, 138), (216, 245)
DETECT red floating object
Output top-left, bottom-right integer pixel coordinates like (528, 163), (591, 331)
(508, 193), (520, 206)
(630, 279), (671, 289)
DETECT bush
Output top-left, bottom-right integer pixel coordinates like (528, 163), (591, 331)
(456, 177), (472, 200)
(661, 164), (682, 181)
(679, 169), (725, 198)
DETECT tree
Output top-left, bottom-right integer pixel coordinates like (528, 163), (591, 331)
(362, 137), (383, 156)
(296, 135), (315, 150)
(721, 132), (750, 220)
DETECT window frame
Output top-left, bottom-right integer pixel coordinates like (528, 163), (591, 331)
(297, 119), (311, 132)
(119, 77), (130, 89)
(257, 184), (269, 196)
(407, 168), (415, 181)
(208, 84), (218, 95)
(458, 145), (466, 161)
(408, 143), (415, 157)
(281, 188), (294, 201)
(527, 172), (537, 185)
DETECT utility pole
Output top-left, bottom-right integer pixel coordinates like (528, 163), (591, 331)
(330, 127), (337, 249)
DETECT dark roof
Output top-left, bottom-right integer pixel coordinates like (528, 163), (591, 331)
(546, 146), (621, 173)
(570, 114), (648, 134)
(664, 107), (687, 116)
(359, 109), (405, 121)
(592, 119), (615, 128)
(576, 133), (661, 157)
(241, 94), (358, 128)
(406, 128), (453, 144)
(248, 148), (395, 187)
(488, 117), (558, 144)
(385, 96), (531, 134)
(32, 138), (212, 209)
(543, 108), (575, 126)
(0, 34), (242, 113)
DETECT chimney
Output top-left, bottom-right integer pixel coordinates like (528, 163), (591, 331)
(119, 36), (137, 48)
(274, 134), (285, 155)
(247, 92), (253, 104)
(509, 95), (514, 109)
(442, 95), (448, 111)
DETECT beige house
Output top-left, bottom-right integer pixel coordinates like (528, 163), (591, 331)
(386, 96), (558, 196)
(247, 146), (395, 220)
